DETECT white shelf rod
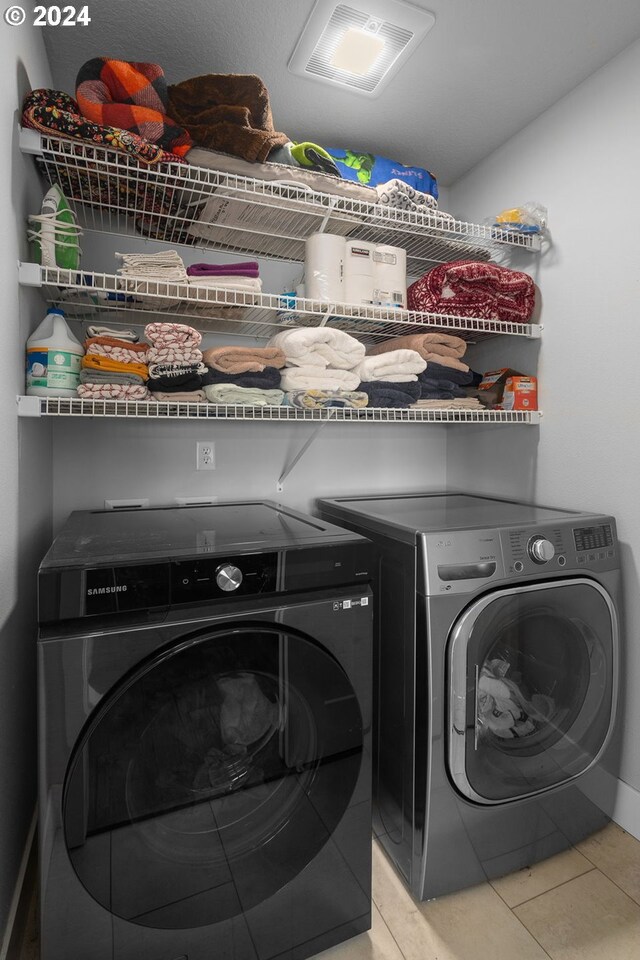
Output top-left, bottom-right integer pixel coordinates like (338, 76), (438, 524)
(276, 420), (332, 492)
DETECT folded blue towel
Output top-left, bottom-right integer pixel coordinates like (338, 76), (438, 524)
(358, 380), (421, 408)
(418, 375), (467, 399)
(425, 362), (478, 386)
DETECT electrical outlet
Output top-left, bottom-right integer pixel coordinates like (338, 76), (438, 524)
(196, 441), (216, 471)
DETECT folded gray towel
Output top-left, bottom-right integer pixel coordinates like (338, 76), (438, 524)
(79, 369), (146, 386)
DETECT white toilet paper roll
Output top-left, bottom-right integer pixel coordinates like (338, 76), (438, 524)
(373, 245), (407, 308)
(305, 233), (345, 302)
(344, 240), (376, 306)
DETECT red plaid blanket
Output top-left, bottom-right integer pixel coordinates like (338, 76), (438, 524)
(76, 58), (192, 157)
(408, 260), (536, 323)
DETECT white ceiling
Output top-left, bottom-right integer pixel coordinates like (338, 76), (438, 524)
(41, 0), (640, 185)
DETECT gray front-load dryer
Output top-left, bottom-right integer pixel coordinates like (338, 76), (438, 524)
(317, 493), (621, 900)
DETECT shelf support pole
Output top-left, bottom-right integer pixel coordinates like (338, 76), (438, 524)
(276, 415), (335, 492)
(317, 196), (338, 234)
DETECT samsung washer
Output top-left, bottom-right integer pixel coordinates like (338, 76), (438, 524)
(38, 501), (374, 960)
(317, 493), (621, 900)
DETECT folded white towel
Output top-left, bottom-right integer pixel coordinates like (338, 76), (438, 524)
(354, 349), (427, 383)
(280, 366), (360, 392)
(188, 276), (263, 293)
(269, 327), (365, 370)
(116, 250), (188, 281)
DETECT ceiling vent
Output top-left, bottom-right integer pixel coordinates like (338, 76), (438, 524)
(289, 0), (435, 97)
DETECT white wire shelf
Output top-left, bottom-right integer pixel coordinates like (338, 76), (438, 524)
(19, 264), (542, 344)
(21, 129), (541, 274)
(16, 396), (541, 424)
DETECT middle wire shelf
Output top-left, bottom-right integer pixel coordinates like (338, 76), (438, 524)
(19, 264), (542, 344)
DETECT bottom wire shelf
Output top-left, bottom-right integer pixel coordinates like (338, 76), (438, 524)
(17, 397), (541, 424)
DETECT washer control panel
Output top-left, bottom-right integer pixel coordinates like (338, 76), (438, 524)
(502, 519), (617, 576)
(421, 515), (618, 595)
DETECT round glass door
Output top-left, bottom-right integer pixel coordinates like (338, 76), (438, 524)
(63, 625), (363, 928)
(448, 579), (617, 804)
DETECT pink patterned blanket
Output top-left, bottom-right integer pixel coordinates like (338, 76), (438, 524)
(408, 260), (536, 323)
(77, 384), (151, 400)
(144, 321), (202, 349)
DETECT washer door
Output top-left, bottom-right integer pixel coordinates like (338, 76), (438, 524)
(448, 578), (617, 804)
(63, 624), (363, 928)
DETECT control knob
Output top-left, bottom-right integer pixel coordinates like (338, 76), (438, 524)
(528, 536), (555, 564)
(215, 563), (243, 592)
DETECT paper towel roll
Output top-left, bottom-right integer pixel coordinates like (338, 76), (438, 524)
(374, 245), (407, 308)
(305, 233), (345, 302)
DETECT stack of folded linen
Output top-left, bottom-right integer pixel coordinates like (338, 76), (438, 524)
(201, 345), (286, 405)
(268, 328), (366, 403)
(187, 262), (262, 295)
(78, 326), (150, 400)
(353, 348), (426, 408)
(145, 322), (207, 402)
(407, 260), (536, 324)
(411, 397), (484, 411)
(364, 333), (486, 409)
(367, 332), (470, 372)
(116, 250), (189, 308)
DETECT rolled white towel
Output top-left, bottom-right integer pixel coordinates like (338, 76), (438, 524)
(280, 365), (360, 392)
(269, 327), (365, 370)
(354, 349), (427, 383)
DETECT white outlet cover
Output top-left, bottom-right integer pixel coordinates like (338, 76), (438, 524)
(196, 441), (216, 470)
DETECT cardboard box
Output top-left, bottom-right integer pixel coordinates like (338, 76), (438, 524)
(502, 376), (538, 411)
(477, 368), (523, 408)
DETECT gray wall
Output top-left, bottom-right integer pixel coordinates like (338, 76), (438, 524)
(0, 23), (53, 939)
(51, 229), (458, 530)
(447, 37), (640, 829)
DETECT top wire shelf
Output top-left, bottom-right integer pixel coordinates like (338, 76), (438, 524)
(21, 129), (541, 274)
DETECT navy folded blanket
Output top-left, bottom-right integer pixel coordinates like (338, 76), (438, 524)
(150, 372), (204, 391)
(359, 380), (421, 408)
(202, 366), (282, 389)
(418, 374), (468, 399)
(425, 362), (481, 387)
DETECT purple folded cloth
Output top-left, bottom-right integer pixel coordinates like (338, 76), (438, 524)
(187, 261), (260, 278)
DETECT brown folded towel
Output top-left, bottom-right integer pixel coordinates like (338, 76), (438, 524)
(423, 354), (470, 372)
(367, 333), (467, 360)
(167, 74), (289, 164)
(150, 390), (207, 402)
(202, 345), (287, 374)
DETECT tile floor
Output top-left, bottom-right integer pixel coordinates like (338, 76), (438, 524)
(18, 823), (640, 960)
(323, 823), (640, 960)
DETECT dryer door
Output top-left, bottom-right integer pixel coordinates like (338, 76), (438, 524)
(448, 578), (618, 804)
(63, 623), (364, 928)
